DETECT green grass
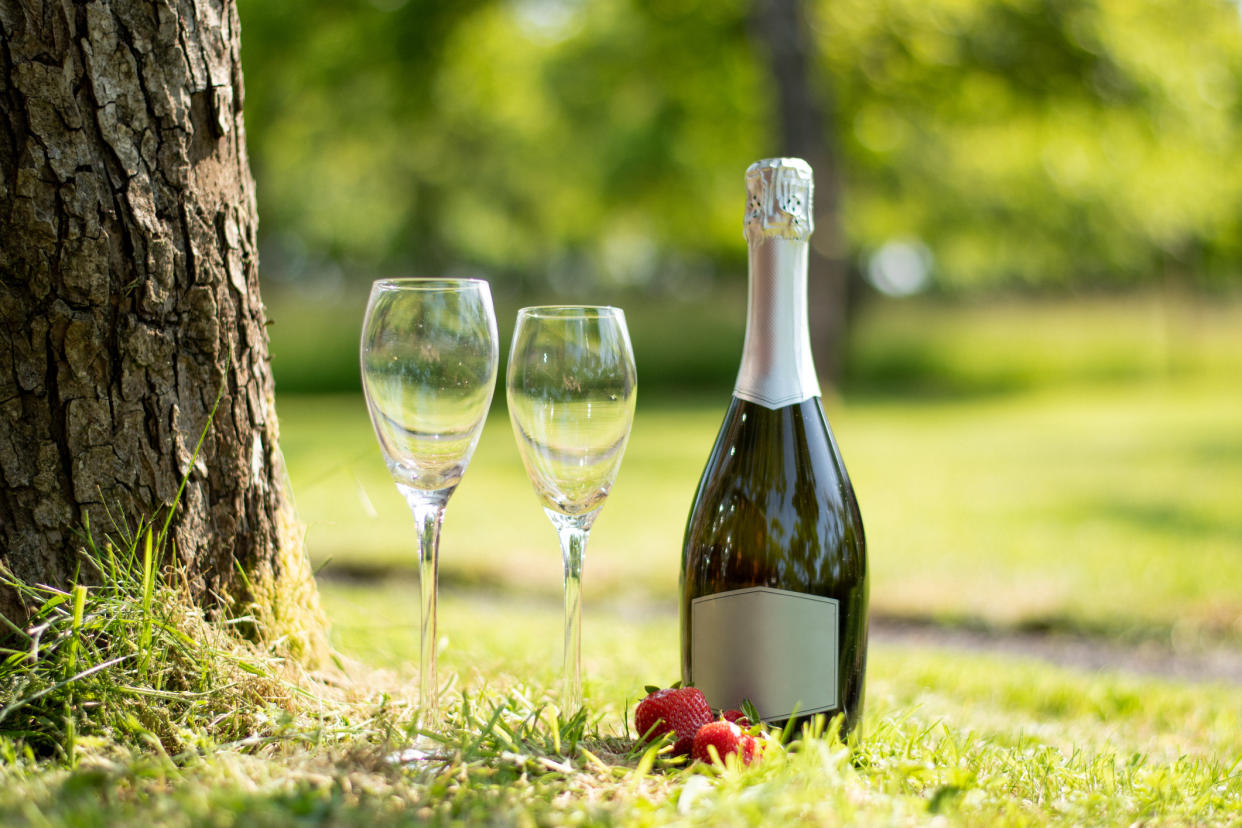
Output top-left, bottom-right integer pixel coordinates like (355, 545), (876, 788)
(844, 291), (1242, 395)
(280, 374), (1242, 646)
(323, 584), (1242, 825)
(0, 506), (310, 766)
(275, 290), (1242, 644)
(2, 582), (1241, 826)
(4, 294), (1241, 825)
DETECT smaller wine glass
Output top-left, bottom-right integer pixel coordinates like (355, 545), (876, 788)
(360, 278), (499, 730)
(506, 306), (637, 713)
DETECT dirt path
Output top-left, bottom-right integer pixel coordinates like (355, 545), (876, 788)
(321, 568), (1242, 685)
(872, 615), (1242, 685)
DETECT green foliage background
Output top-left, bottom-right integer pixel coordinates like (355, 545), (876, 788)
(238, 0), (1242, 296)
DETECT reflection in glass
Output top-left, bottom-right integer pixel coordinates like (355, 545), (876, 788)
(361, 278), (498, 729)
(506, 306), (637, 713)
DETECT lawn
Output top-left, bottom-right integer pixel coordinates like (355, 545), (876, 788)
(3, 583), (1240, 825)
(275, 290), (1242, 647)
(282, 380), (1242, 645)
(3, 294), (1241, 827)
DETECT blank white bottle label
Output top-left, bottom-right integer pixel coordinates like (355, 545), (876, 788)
(691, 586), (838, 721)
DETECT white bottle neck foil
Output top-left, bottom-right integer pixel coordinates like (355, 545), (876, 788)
(733, 237), (821, 409)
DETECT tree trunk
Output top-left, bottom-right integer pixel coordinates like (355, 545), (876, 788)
(751, 0), (852, 386)
(0, 0), (324, 656)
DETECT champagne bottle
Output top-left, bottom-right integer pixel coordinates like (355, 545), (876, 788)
(680, 158), (868, 737)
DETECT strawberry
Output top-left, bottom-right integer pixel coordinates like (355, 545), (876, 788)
(634, 686), (713, 756)
(691, 720), (762, 766)
(721, 709), (751, 727)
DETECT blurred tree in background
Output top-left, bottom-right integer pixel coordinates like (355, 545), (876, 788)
(827, 0), (1242, 291)
(238, 0), (1242, 300)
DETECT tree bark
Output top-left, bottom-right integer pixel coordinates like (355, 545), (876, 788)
(752, 0), (852, 386)
(0, 0), (323, 654)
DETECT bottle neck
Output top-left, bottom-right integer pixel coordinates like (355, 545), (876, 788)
(733, 238), (821, 409)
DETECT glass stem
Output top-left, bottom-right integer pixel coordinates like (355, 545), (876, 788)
(400, 485), (451, 730)
(549, 509), (598, 715)
(561, 526), (586, 714)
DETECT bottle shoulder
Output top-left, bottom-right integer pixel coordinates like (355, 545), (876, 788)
(696, 397), (857, 499)
(683, 396), (866, 592)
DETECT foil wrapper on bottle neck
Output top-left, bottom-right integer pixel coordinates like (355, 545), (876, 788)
(735, 157), (820, 409)
(744, 157), (815, 245)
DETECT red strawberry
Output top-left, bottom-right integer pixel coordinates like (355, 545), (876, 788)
(671, 733), (696, 757)
(740, 732), (762, 764)
(634, 687), (713, 756)
(692, 720), (762, 766)
(721, 709), (751, 727)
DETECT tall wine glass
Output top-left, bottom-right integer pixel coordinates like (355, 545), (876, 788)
(506, 306), (637, 713)
(361, 278), (499, 727)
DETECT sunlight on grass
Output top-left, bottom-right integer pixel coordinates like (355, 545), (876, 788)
(5, 573), (1240, 826)
(320, 580), (1242, 766)
(282, 373), (1242, 645)
(268, 580), (1242, 826)
(6, 296), (1218, 826)
(847, 380), (1242, 639)
(277, 294), (1242, 646)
